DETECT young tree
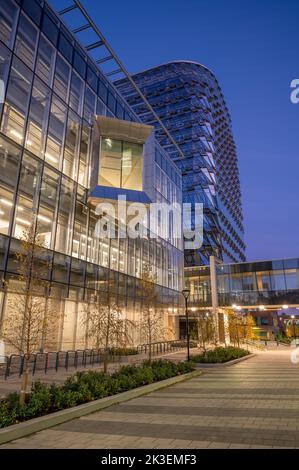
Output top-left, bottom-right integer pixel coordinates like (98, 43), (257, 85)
(83, 293), (135, 373)
(139, 265), (168, 363)
(196, 312), (218, 352)
(2, 223), (55, 404)
(227, 311), (256, 347)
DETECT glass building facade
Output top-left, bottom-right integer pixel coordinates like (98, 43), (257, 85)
(185, 258), (299, 308)
(0, 0), (184, 353)
(116, 61), (246, 266)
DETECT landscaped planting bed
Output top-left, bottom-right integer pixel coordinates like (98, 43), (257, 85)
(191, 346), (250, 364)
(110, 347), (138, 356)
(0, 360), (194, 429)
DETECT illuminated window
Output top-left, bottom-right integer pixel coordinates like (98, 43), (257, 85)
(99, 138), (143, 191)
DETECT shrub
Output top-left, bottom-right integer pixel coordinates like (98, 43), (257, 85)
(23, 382), (52, 419)
(191, 346), (249, 364)
(0, 359), (195, 429)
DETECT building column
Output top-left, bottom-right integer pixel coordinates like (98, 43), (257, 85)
(209, 256), (223, 343)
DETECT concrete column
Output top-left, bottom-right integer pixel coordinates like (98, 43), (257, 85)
(210, 256), (221, 343)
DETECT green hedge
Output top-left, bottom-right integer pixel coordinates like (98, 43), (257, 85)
(0, 360), (194, 429)
(191, 346), (250, 364)
(110, 347), (138, 356)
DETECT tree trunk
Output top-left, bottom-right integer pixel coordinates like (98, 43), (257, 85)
(20, 366), (29, 405)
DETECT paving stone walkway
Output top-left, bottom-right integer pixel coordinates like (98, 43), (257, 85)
(2, 350), (299, 449)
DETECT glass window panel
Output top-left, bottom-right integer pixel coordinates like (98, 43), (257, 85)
(0, 0), (19, 49)
(52, 252), (70, 283)
(39, 165), (59, 249)
(40, 165), (60, 210)
(69, 258), (85, 287)
(230, 274), (242, 291)
(35, 35), (56, 87)
(87, 66), (97, 92)
(98, 79), (107, 103)
(99, 138), (122, 187)
(83, 86), (96, 124)
(0, 137), (21, 235)
(37, 204), (55, 249)
(25, 77), (51, 157)
(0, 43), (12, 116)
(42, 13), (58, 47)
(72, 202), (88, 260)
(55, 177), (75, 255)
(119, 238), (127, 273)
(78, 124), (91, 187)
(69, 71), (84, 116)
(122, 142), (143, 190)
(0, 136), (21, 188)
(284, 259), (299, 269)
(256, 271), (271, 291)
(14, 12), (38, 69)
(0, 234), (8, 269)
(22, 0), (42, 26)
(285, 269), (299, 290)
(58, 32), (73, 63)
(63, 110), (81, 179)
(45, 96), (67, 170)
(116, 100), (124, 120)
(0, 186), (14, 235)
(13, 194), (34, 239)
(1, 56), (33, 145)
(53, 54), (71, 103)
(18, 152), (41, 200)
(107, 91), (116, 114)
(242, 273), (256, 291)
(73, 50), (86, 78)
(96, 98), (105, 116)
(110, 238), (119, 270)
(270, 270), (286, 291)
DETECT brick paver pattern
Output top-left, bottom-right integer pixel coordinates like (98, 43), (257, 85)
(2, 350), (299, 449)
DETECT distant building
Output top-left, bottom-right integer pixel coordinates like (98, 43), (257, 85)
(116, 61), (246, 265)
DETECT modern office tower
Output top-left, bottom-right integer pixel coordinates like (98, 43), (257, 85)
(0, 0), (184, 353)
(116, 61), (246, 266)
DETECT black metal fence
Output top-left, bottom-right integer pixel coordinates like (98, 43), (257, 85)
(0, 340), (187, 380)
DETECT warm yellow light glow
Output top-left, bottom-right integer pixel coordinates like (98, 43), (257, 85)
(283, 305), (289, 310)
(10, 129), (23, 140)
(45, 153), (58, 164)
(0, 199), (24, 211)
(37, 214), (52, 224)
(16, 217), (31, 226)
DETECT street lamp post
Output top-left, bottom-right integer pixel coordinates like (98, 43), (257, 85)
(182, 289), (191, 362)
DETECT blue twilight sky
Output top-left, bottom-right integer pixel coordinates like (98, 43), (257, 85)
(54, 0), (299, 262)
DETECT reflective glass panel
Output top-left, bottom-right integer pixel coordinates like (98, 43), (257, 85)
(1, 56), (33, 145)
(0, 0), (19, 49)
(35, 35), (56, 87)
(14, 12), (38, 69)
(25, 77), (51, 157)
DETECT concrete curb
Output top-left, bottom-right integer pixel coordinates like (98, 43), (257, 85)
(194, 353), (256, 369)
(0, 370), (201, 445)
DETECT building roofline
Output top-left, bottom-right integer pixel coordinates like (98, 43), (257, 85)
(130, 60), (216, 79)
